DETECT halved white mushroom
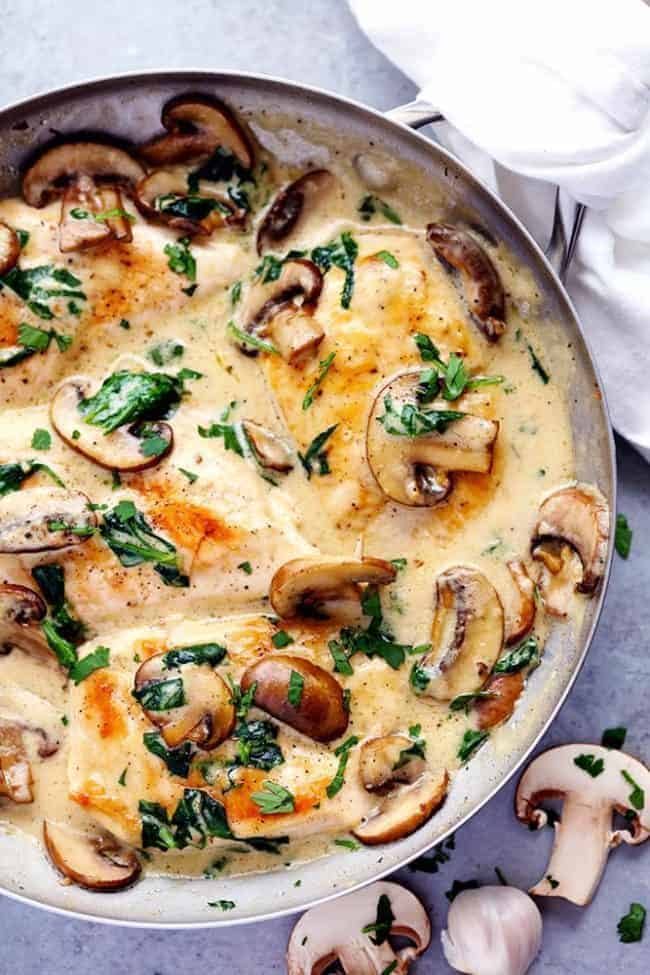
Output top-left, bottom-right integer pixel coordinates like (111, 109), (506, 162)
(516, 743), (650, 905)
(269, 556), (396, 623)
(241, 420), (293, 472)
(134, 168), (246, 236)
(51, 378), (173, 472)
(139, 95), (253, 168)
(0, 584), (49, 658)
(427, 223), (506, 341)
(417, 567), (505, 701)
(0, 487), (96, 553)
(503, 558), (536, 645)
(366, 371), (498, 507)
(22, 142), (144, 253)
(236, 258), (324, 366)
(0, 221), (20, 275)
(133, 651), (235, 749)
(44, 821), (141, 891)
(532, 484), (609, 598)
(257, 170), (341, 254)
(354, 735), (448, 845)
(287, 881), (431, 975)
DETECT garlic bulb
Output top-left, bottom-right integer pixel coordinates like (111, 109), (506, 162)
(441, 886), (542, 975)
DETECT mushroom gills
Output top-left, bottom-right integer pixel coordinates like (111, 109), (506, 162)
(532, 483), (609, 596)
(269, 556), (396, 624)
(44, 821), (141, 891)
(0, 487), (96, 553)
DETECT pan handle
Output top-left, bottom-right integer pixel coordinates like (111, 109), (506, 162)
(386, 98), (584, 281)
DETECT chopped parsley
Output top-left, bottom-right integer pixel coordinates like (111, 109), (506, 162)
(68, 646), (110, 685)
(118, 768), (128, 786)
(362, 892), (394, 945)
(298, 424), (337, 478)
(393, 725), (426, 769)
(527, 343), (550, 384)
(621, 769), (645, 810)
(302, 352), (336, 410)
(148, 339), (184, 366)
(574, 753), (605, 778)
(0, 263), (86, 320)
(232, 719), (284, 771)
(377, 395), (464, 438)
(31, 428), (51, 451)
(334, 837), (360, 851)
(198, 401), (246, 456)
(208, 899), (235, 911)
(78, 370), (182, 434)
(329, 589), (412, 673)
(449, 690), (494, 713)
(618, 902), (646, 943)
(139, 789), (232, 851)
(615, 514), (632, 559)
(100, 499), (189, 588)
(458, 729), (489, 763)
(494, 636), (540, 674)
(374, 250), (399, 269)
(326, 735), (359, 798)
(164, 237), (196, 282)
(287, 670), (305, 708)
(358, 195), (402, 226)
(16, 322), (72, 354)
(178, 467), (199, 484)
(601, 726), (627, 750)
(227, 320), (279, 355)
(311, 232), (358, 309)
(230, 280), (242, 306)
(250, 780), (295, 815)
(0, 460), (64, 497)
(238, 560), (253, 575)
(133, 677), (186, 711)
(272, 630), (294, 648)
(413, 333), (503, 400)
(409, 834), (455, 874)
(329, 640), (354, 675)
(162, 642), (227, 669)
(143, 731), (193, 778)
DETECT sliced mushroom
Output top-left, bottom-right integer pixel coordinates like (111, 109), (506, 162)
(503, 558), (536, 645)
(534, 544), (583, 618)
(44, 820), (141, 891)
(257, 170), (340, 254)
(0, 722), (33, 803)
(532, 484), (610, 595)
(134, 168), (246, 236)
(366, 371), (498, 507)
(139, 95), (253, 168)
(287, 881), (431, 975)
(417, 567), (504, 701)
(237, 258), (324, 366)
(22, 142), (144, 253)
(515, 743), (650, 905)
(241, 420), (293, 472)
(240, 654), (348, 742)
(427, 223), (506, 340)
(474, 671), (524, 729)
(269, 556), (396, 624)
(51, 378), (173, 472)
(0, 487), (96, 553)
(0, 584), (49, 658)
(354, 735), (448, 845)
(133, 651), (234, 749)
(0, 221), (20, 275)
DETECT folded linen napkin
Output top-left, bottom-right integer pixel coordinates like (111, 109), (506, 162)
(350, 0), (650, 461)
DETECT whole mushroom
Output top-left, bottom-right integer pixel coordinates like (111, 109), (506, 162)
(139, 95), (253, 169)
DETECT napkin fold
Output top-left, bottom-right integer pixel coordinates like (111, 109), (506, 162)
(350, 0), (650, 461)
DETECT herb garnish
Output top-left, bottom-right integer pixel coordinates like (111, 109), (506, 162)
(68, 646), (110, 685)
(601, 726), (627, 750)
(100, 499), (189, 587)
(362, 893), (395, 945)
(139, 789), (232, 851)
(615, 514), (632, 559)
(0, 460), (63, 497)
(287, 670), (305, 708)
(148, 339), (184, 366)
(393, 724), (426, 770)
(164, 237), (196, 282)
(311, 232), (358, 308)
(31, 428), (51, 450)
(31, 563), (91, 676)
(329, 589), (413, 672)
(409, 834), (455, 874)
(226, 320), (279, 355)
(70, 206), (135, 224)
(621, 769), (645, 810)
(162, 642), (227, 669)
(527, 343), (550, 384)
(232, 720), (284, 771)
(618, 902), (646, 943)
(494, 636), (540, 674)
(378, 395), (464, 438)
(326, 735), (359, 798)
(374, 250), (399, 269)
(358, 195), (402, 226)
(298, 424), (338, 478)
(208, 899), (235, 911)
(302, 352), (336, 410)
(334, 837), (360, 851)
(458, 729), (489, 763)
(449, 690), (494, 713)
(250, 780), (295, 814)
(272, 630), (294, 648)
(574, 753), (605, 778)
(179, 467), (198, 484)
(78, 370), (182, 434)
(413, 332), (503, 400)
(133, 677), (186, 711)
(0, 264), (86, 320)
(143, 731), (193, 778)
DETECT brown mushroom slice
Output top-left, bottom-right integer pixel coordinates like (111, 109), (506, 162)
(269, 556), (396, 623)
(532, 484), (610, 595)
(354, 737), (448, 845)
(241, 420), (293, 472)
(0, 487), (96, 553)
(237, 258), (324, 366)
(44, 821), (141, 891)
(515, 743), (650, 905)
(140, 95), (253, 168)
(241, 654), (348, 742)
(134, 168), (245, 235)
(257, 170), (339, 254)
(287, 881), (431, 975)
(427, 223), (506, 340)
(0, 584), (49, 658)
(366, 371), (498, 507)
(0, 221), (20, 275)
(0, 722), (33, 803)
(474, 671), (524, 729)
(133, 652), (234, 749)
(22, 142), (144, 253)
(534, 544), (583, 618)
(419, 567), (505, 701)
(51, 378), (173, 472)
(503, 558), (536, 645)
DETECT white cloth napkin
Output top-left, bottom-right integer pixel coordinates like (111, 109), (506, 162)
(350, 0), (650, 461)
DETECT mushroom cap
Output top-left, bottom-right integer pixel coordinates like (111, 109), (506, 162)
(43, 820), (141, 891)
(0, 486), (97, 553)
(353, 766), (449, 845)
(133, 651), (235, 749)
(23, 142), (144, 208)
(257, 169), (340, 254)
(532, 483), (609, 594)
(139, 95), (253, 168)
(0, 221), (20, 275)
(366, 370), (498, 507)
(426, 223), (506, 340)
(240, 653), (348, 742)
(503, 558), (536, 646)
(51, 378), (173, 472)
(287, 880), (431, 975)
(269, 556), (396, 623)
(419, 566), (504, 701)
(134, 168), (246, 236)
(241, 420), (294, 472)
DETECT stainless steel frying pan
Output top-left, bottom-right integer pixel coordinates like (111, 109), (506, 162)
(0, 70), (616, 927)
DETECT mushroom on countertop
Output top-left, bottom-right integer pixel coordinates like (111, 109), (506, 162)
(43, 821), (141, 891)
(515, 743), (650, 905)
(22, 142), (144, 252)
(0, 221), (20, 275)
(0, 487), (97, 553)
(427, 223), (506, 341)
(257, 169), (341, 254)
(287, 881), (431, 974)
(139, 95), (253, 168)
(236, 258), (324, 366)
(353, 735), (449, 845)
(269, 556), (396, 624)
(366, 370), (498, 507)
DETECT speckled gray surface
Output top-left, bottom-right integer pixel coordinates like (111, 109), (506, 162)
(0, 0), (648, 971)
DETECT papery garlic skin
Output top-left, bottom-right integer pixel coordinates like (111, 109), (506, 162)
(441, 885), (542, 975)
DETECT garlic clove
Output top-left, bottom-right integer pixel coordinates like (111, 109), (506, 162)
(441, 885), (542, 975)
